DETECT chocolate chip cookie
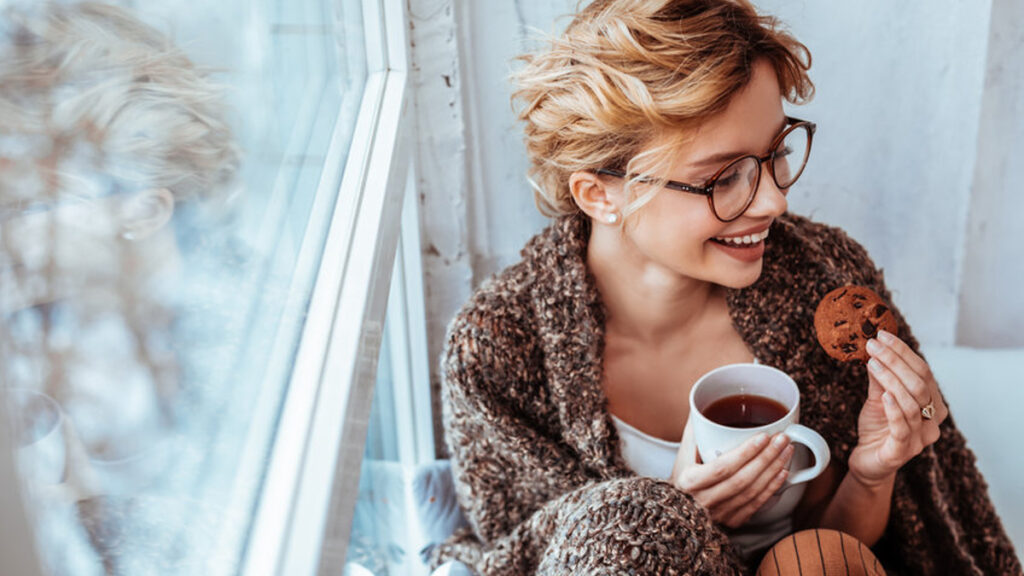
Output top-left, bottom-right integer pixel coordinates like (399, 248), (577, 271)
(814, 285), (898, 364)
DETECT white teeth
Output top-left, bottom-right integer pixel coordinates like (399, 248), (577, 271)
(714, 228), (769, 245)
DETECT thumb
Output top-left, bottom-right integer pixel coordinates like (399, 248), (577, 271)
(672, 417), (699, 479)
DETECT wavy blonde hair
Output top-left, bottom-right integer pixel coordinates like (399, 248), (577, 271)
(512, 0), (813, 222)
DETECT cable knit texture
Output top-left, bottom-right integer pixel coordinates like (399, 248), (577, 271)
(431, 210), (1021, 576)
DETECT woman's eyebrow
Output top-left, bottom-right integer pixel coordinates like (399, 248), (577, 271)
(687, 117), (789, 169)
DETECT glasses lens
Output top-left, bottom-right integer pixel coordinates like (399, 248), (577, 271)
(712, 156), (760, 220)
(772, 124), (811, 188)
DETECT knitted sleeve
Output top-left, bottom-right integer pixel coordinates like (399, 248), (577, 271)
(430, 307), (745, 576)
(822, 223), (1023, 575)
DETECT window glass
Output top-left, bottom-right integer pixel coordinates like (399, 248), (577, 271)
(0, 0), (366, 574)
(341, 173), (435, 576)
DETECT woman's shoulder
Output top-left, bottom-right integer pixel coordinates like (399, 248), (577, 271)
(443, 260), (539, 364)
(444, 217), (570, 349)
(439, 261), (547, 415)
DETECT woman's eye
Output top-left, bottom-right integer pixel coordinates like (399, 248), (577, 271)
(716, 172), (741, 187)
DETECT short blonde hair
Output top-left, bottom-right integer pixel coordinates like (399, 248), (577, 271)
(512, 0), (813, 221)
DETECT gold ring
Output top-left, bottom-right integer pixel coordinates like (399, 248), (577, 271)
(921, 400), (936, 421)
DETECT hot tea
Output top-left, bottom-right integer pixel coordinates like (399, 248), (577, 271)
(702, 394), (788, 428)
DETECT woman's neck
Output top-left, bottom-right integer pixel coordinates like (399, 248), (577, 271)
(586, 224), (722, 347)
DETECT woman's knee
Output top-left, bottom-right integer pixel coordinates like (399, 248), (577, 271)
(537, 477), (743, 574)
(758, 529), (886, 576)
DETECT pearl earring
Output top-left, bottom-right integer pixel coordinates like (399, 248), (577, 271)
(607, 213), (619, 224)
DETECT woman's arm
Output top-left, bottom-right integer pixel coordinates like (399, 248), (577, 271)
(795, 467), (894, 547)
(817, 471), (894, 546)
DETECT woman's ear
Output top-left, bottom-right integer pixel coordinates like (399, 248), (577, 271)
(119, 187), (175, 241)
(568, 171), (621, 225)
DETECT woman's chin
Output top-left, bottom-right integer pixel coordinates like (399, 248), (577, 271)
(714, 265), (763, 290)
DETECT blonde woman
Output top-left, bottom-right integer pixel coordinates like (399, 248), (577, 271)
(432, 1), (1020, 574)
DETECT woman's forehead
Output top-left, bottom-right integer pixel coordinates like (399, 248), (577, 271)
(654, 66), (788, 167)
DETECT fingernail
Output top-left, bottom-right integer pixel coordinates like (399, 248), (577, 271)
(868, 358), (882, 373)
(755, 433), (769, 446)
(772, 433), (789, 447)
(866, 338), (882, 355)
(878, 330), (894, 344)
(883, 391), (894, 404)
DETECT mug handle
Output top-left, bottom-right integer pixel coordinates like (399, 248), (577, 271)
(782, 424), (830, 487)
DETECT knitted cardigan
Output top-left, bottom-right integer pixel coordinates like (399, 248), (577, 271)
(431, 210), (1021, 575)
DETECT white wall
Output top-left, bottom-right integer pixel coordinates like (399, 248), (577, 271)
(409, 1), (1024, 450)
(957, 0), (1024, 347)
(754, 0), (993, 348)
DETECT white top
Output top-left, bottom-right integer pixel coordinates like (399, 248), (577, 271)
(609, 357), (795, 559)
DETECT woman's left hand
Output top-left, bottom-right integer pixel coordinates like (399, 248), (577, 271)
(848, 329), (949, 487)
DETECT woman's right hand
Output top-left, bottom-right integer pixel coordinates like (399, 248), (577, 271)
(670, 418), (795, 529)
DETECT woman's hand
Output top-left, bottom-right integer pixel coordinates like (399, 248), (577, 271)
(671, 418), (795, 529)
(848, 329), (949, 487)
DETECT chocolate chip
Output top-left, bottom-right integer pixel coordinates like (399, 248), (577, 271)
(862, 320), (877, 336)
(848, 333), (858, 341)
(873, 304), (889, 317)
(852, 294), (868, 300)
(841, 343), (858, 353)
(853, 301), (864, 309)
(831, 289), (848, 302)
(833, 320), (848, 327)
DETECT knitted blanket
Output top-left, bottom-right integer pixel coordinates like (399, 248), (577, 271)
(431, 211), (1021, 575)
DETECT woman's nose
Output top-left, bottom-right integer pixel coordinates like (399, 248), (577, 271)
(745, 168), (788, 218)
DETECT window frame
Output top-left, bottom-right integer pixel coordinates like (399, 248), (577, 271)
(241, 0), (413, 573)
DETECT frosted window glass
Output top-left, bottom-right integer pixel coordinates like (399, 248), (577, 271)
(0, 0), (366, 574)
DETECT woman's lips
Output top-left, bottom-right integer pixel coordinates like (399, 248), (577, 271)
(709, 237), (765, 262)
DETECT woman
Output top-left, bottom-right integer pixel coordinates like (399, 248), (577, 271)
(431, 1), (1020, 574)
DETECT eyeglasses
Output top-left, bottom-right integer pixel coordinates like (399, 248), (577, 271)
(596, 116), (816, 222)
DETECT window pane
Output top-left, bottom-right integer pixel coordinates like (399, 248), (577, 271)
(344, 251), (425, 576)
(0, 0), (365, 574)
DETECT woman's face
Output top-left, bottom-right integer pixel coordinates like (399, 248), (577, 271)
(613, 59), (791, 290)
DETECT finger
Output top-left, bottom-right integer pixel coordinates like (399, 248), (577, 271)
(875, 329), (933, 381)
(699, 433), (791, 507)
(868, 360), (924, 429)
(672, 418), (699, 479)
(723, 465), (790, 528)
(718, 442), (795, 518)
(875, 330), (951, 426)
(882, 391), (913, 444)
(867, 336), (931, 407)
(923, 421), (942, 446)
(679, 432), (770, 492)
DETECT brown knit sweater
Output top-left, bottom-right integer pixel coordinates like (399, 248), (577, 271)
(432, 210), (1021, 575)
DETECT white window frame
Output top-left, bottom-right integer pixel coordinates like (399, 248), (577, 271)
(242, 0), (413, 573)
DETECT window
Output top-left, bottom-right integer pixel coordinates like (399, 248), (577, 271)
(343, 170), (436, 576)
(1, 0), (413, 574)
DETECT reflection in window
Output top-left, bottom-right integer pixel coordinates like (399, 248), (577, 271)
(0, 0), (365, 573)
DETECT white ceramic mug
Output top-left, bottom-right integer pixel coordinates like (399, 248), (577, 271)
(690, 363), (830, 489)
